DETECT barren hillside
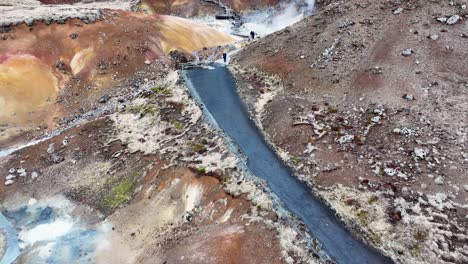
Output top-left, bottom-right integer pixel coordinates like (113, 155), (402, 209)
(0, 9), (235, 148)
(0, 1), (316, 264)
(233, 0), (468, 263)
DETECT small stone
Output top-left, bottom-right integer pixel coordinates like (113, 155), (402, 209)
(434, 176), (444, 185)
(8, 168), (15, 174)
(337, 134), (354, 144)
(371, 116), (381, 123)
(99, 95), (110, 103)
(429, 34), (439, 40)
(393, 7), (404, 14)
(52, 154), (64, 163)
(31, 171), (39, 179)
(400, 127), (413, 136)
(25, 18), (34, 26)
(393, 128), (401, 134)
(437, 17), (448, 23)
(414, 148), (428, 159)
(462, 5), (467, 10)
(384, 168), (397, 176)
(69, 32), (78, 39)
(421, 183), (427, 189)
(463, 185), (468, 192)
(5, 180), (14, 186)
(373, 109), (384, 115)
(403, 94), (415, 101)
(55, 60), (66, 70)
(6, 174), (15, 180)
(144, 60), (151, 65)
(401, 187), (409, 195)
(401, 49), (414, 57)
(47, 143), (55, 154)
(446, 15), (460, 25)
(17, 168), (26, 177)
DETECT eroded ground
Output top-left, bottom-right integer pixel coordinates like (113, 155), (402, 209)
(233, 0), (468, 263)
(0, 70), (317, 263)
(0, 8), (236, 148)
(0, 1), (320, 263)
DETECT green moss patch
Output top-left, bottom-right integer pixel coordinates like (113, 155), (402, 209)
(102, 173), (140, 211)
(151, 85), (171, 95)
(190, 142), (206, 153)
(170, 119), (184, 130)
(126, 104), (159, 117)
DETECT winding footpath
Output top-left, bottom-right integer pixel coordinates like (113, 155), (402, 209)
(184, 64), (394, 264)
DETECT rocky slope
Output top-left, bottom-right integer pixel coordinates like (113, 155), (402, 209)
(0, 1), (317, 264)
(233, 0), (468, 263)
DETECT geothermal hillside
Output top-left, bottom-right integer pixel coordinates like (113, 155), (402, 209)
(1, 0), (467, 264)
(233, 0), (468, 263)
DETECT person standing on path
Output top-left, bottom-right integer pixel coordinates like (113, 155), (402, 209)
(223, 52), (227, 63)
(250, 31), (256, 40)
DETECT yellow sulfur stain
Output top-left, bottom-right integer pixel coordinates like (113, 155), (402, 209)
(0, 55), (58, 126)
(157, 16), (238, 54)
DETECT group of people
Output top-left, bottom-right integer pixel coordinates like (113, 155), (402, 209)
(223, 31), (256, 63)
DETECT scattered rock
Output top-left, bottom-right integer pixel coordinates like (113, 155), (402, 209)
(414, 148), (428, 160)
(17, 168), (27, 177)
(371, 116), (381, 123)
(399, 127), (413, 137)
(428, 34), (439, 40)
(69, 32), (78, 39)
(99, 95), (110, 103)
(434, 176), (444, 185)
(47, 143), (55, 154)
(403, 94), (415, 101)
(437, 17), (448, 23)
(393, 7), (403, 15)
(368, 66), (383, 74)
(6, 174), (15, 180)
(446, 15), (460, 25)
(463, 185), (468, 192)
(52, 154), (64, 163)
(337, 134), (354, 144)
(384, 168), (397, 176)
(31, 171), (39, 179)
(55, 60), (66, 70)
(5, 180), (14, 186)
(401, 49), (414, 57)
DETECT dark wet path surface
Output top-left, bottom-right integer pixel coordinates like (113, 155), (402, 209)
(184, 64), (394, 264)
